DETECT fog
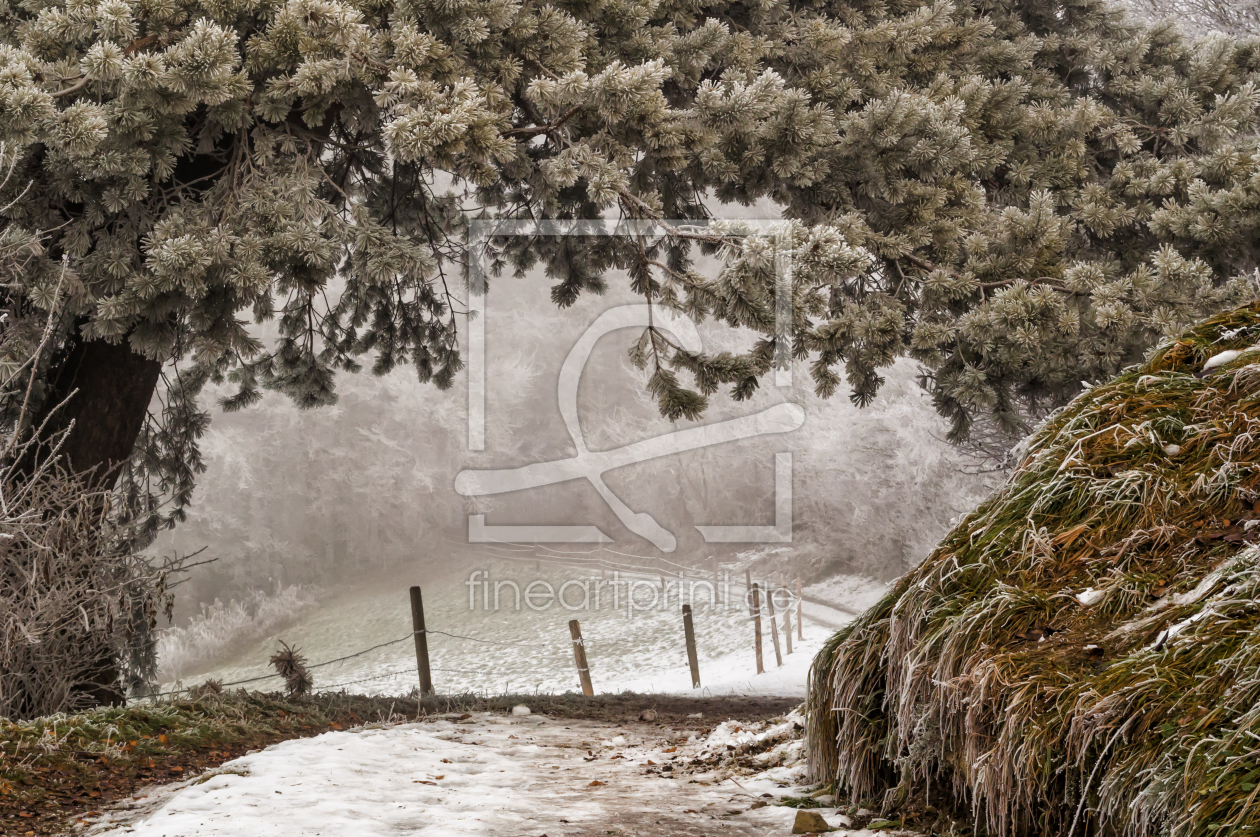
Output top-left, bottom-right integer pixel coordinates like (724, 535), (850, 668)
(152, 256), (997, 628)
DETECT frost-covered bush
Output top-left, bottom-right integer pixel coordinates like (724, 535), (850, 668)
(0, 468), (169, 719)
(157, 586), (314, 683)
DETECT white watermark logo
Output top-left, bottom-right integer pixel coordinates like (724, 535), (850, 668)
(464, 569), (796, 616)
(457, 220), (802, 552)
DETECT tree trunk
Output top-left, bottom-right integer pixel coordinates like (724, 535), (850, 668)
(34, 329), (163, 489)
(22, 326), (163, 707)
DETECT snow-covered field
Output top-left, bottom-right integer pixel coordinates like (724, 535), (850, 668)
(802, 575), (889, 616)
(86, 709), (908, 837)
(162, 562), (884, 698)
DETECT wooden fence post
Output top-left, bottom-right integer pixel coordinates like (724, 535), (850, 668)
(765, 583), (783, 667)
(682, 604), (701, 688)
(409, 586), (434, 696)
(569, 619), (594, 696)
(782, 587), (793, 655)
(797, 577), (804, 640)
(751, 582), (764, 674)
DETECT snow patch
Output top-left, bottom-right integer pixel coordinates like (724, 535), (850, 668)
(1076, 588), (1105, 606)
(804, 574), (890, 613)
(1200, 345), (1260, 374)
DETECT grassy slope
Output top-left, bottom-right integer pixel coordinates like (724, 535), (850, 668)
(809, 303), (1260, 837)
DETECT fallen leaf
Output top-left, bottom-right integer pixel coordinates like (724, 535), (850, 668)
(413, 780), (436, 786)
(441, 758), (452, 764)
(587, 780), (606, 787)
(663, 747), (677, 753)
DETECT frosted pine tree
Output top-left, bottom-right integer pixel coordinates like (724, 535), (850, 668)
(3, 0), (1260, 700)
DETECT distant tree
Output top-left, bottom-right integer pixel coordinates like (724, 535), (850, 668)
(3, 0), (1260, 701)
(1128, 0), (1260, 36)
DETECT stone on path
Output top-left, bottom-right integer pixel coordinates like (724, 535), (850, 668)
(792, 809), (832, 834)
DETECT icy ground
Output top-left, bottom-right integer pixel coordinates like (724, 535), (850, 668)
(166, 563), (879, 698)
(84, 709), (911, 837)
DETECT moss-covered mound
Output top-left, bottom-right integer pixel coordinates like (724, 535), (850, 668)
(809, 303), (1260, 837)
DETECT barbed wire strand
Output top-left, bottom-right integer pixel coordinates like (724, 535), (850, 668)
(318, 664), (488, 692)
(306, 635), (414, 670)
(148, 627), (549, 699)
(423, 629), (546, 648)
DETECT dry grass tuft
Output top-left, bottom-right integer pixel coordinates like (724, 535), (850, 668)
(189, 679), (224, 697)
(809, 302), (1260, 836)
(269, 642), (312, 697)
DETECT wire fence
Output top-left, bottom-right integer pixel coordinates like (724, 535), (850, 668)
(150, 551), (849, 701)
(150, 626), (550, 699)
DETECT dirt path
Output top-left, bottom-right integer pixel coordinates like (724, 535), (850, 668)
(80, 709), (843, 837)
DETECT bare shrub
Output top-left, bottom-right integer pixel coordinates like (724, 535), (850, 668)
(0, 468), (170, 719)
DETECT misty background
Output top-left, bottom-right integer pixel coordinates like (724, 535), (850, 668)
(149, 228), (999, 684)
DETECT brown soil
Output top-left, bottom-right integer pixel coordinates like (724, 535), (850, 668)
(479, 692), (801, 727)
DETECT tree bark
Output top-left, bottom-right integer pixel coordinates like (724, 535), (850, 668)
(21, 325), (163, 707)
(34, 329), (163, 489)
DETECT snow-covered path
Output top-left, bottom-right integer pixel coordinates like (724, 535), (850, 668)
(87, 711), (869, 837)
